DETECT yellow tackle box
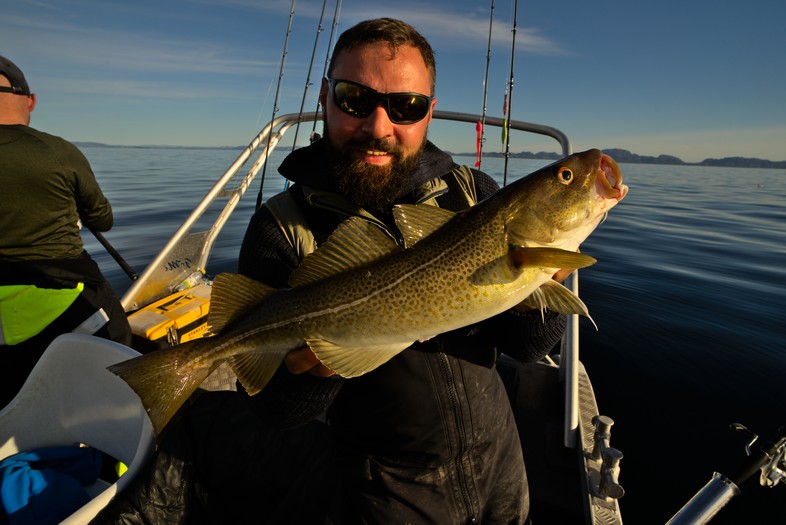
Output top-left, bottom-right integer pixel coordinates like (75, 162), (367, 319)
(128, 283), (212, 352)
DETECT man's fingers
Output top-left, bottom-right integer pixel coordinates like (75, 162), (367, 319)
(284, 346), (336, 377)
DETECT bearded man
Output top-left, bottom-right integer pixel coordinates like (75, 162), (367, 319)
(235, 18), (571, 525)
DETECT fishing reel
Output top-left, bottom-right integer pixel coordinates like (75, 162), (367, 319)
(667, 422), (786, 524)
(729, 422), (786, 489)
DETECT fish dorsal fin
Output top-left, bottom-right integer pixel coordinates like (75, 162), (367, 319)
(289, 216), (400, 288)
(393, 204), (455, 248)
(521, 279), (598, 329)
(209, 272), (277, 333)
(305, 338), (412, 378)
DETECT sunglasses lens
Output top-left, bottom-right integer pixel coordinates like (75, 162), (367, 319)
(333, 81), (375, 118)
(388, 95), (430, 124)
(331, 80), (431, 124)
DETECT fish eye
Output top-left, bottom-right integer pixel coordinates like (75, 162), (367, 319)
(557, 167), (573, 184)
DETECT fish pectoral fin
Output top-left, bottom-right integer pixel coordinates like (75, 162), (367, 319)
(508, 246), (596, 271)
(521, 280), (598, 329)
(227, 349), (289, 396)
(470, 247), (596, 286)
(393, 204), (455, 248)
(209, 273), (278, 333)
(289, 217), (400, 288)
(306, 338), (411, 378)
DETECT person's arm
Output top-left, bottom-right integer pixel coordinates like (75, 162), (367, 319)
(68, 142), (113, 232)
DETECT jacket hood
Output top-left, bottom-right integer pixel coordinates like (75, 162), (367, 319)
(277, 138), (458, 200)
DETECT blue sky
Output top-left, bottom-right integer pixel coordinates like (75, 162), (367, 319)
(3, 0), (785, 162)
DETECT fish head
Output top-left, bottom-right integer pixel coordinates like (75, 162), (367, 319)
(505, 148), (628, 250)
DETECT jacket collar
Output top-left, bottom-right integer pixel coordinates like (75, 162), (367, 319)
(277, 138), (458, 201)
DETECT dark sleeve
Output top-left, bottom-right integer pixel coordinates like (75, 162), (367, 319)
(237, 204), (345, 428)
(237, 205), (299, 287)
(487, 309), (567, 362)
(472, 169), (500, 201)
(69, 142), (113, 232)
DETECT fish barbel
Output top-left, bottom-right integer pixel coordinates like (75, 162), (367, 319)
(110, 148), (628, 434)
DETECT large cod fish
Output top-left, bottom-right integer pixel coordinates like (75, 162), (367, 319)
(110, 148), (628, 434)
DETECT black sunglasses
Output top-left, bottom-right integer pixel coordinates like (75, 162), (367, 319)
(327, 78), (433, 125)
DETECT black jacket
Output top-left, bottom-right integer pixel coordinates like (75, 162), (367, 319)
(237, 139), (566, 524)
(92, 140), (565, 525)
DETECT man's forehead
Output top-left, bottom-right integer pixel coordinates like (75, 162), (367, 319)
(334, 43), (424, 69)
(331, 43), (430, 91)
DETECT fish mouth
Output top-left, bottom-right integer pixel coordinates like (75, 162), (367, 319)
(596, 153), (629, 200)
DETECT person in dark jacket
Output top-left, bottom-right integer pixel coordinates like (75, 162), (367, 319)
(0, 55), (131, 408)
(235, 18), (571, 524)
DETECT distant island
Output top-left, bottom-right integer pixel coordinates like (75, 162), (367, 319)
(448, 148), (786, 169)
(74, 142), (786, 169)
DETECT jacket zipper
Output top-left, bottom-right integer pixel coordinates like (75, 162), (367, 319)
(438, 351), (477, 523)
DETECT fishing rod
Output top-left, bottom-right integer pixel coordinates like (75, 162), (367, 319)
(310, 0), (342, 143)
(89, 227), (138, 281)
(475, 0), (495, 169)
(256, 0), (296, 209)
(502, 0), (519, 187)
(290, 0), (328, 154)
(668, 422), (786, 524)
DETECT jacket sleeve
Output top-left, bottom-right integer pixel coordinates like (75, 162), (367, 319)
(68, 142), (113, 232)
(237, 205), (346, 428)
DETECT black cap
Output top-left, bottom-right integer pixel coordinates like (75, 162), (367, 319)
(0, 55), (31, 95)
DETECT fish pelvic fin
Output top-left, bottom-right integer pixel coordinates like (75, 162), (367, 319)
(227, 349), (289, 396)
(108, 339), (214, 435)
(209, 273), (277, 333)
(289, 217), (400, 288)
(521, 280), (598, 330)
(392, 204), (455, 248)
(306, 338), (411, 378)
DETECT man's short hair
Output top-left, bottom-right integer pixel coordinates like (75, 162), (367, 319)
(327, 18), (436, 95)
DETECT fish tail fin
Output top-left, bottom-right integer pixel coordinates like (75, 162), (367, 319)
(108, 339), (213, 435)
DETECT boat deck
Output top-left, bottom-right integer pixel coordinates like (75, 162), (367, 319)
(498, 357), (623, 525)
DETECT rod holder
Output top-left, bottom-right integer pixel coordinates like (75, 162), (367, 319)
(591, 415), (615, 461)
(598, 447), (625, 500)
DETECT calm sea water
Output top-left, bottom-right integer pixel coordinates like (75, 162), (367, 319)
(82, 146), (786, 524)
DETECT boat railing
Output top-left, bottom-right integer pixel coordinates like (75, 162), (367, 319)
(119, 110), (582, 449)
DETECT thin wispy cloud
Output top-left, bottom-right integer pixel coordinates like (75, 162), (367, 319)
(325, 4), (571, 56)
(4, 13), (280, 84)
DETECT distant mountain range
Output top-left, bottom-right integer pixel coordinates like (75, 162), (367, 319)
(448, 148), (786, 169)
(74, 142), (786, 169)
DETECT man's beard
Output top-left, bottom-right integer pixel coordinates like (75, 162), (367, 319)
(327, 134), (425, 211)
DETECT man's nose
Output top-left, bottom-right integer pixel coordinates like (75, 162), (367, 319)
(360, 104), (394, 138)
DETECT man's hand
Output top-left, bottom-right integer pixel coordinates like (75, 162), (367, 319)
(284, 346), (337, 377)
(551, 266), (575, 284)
